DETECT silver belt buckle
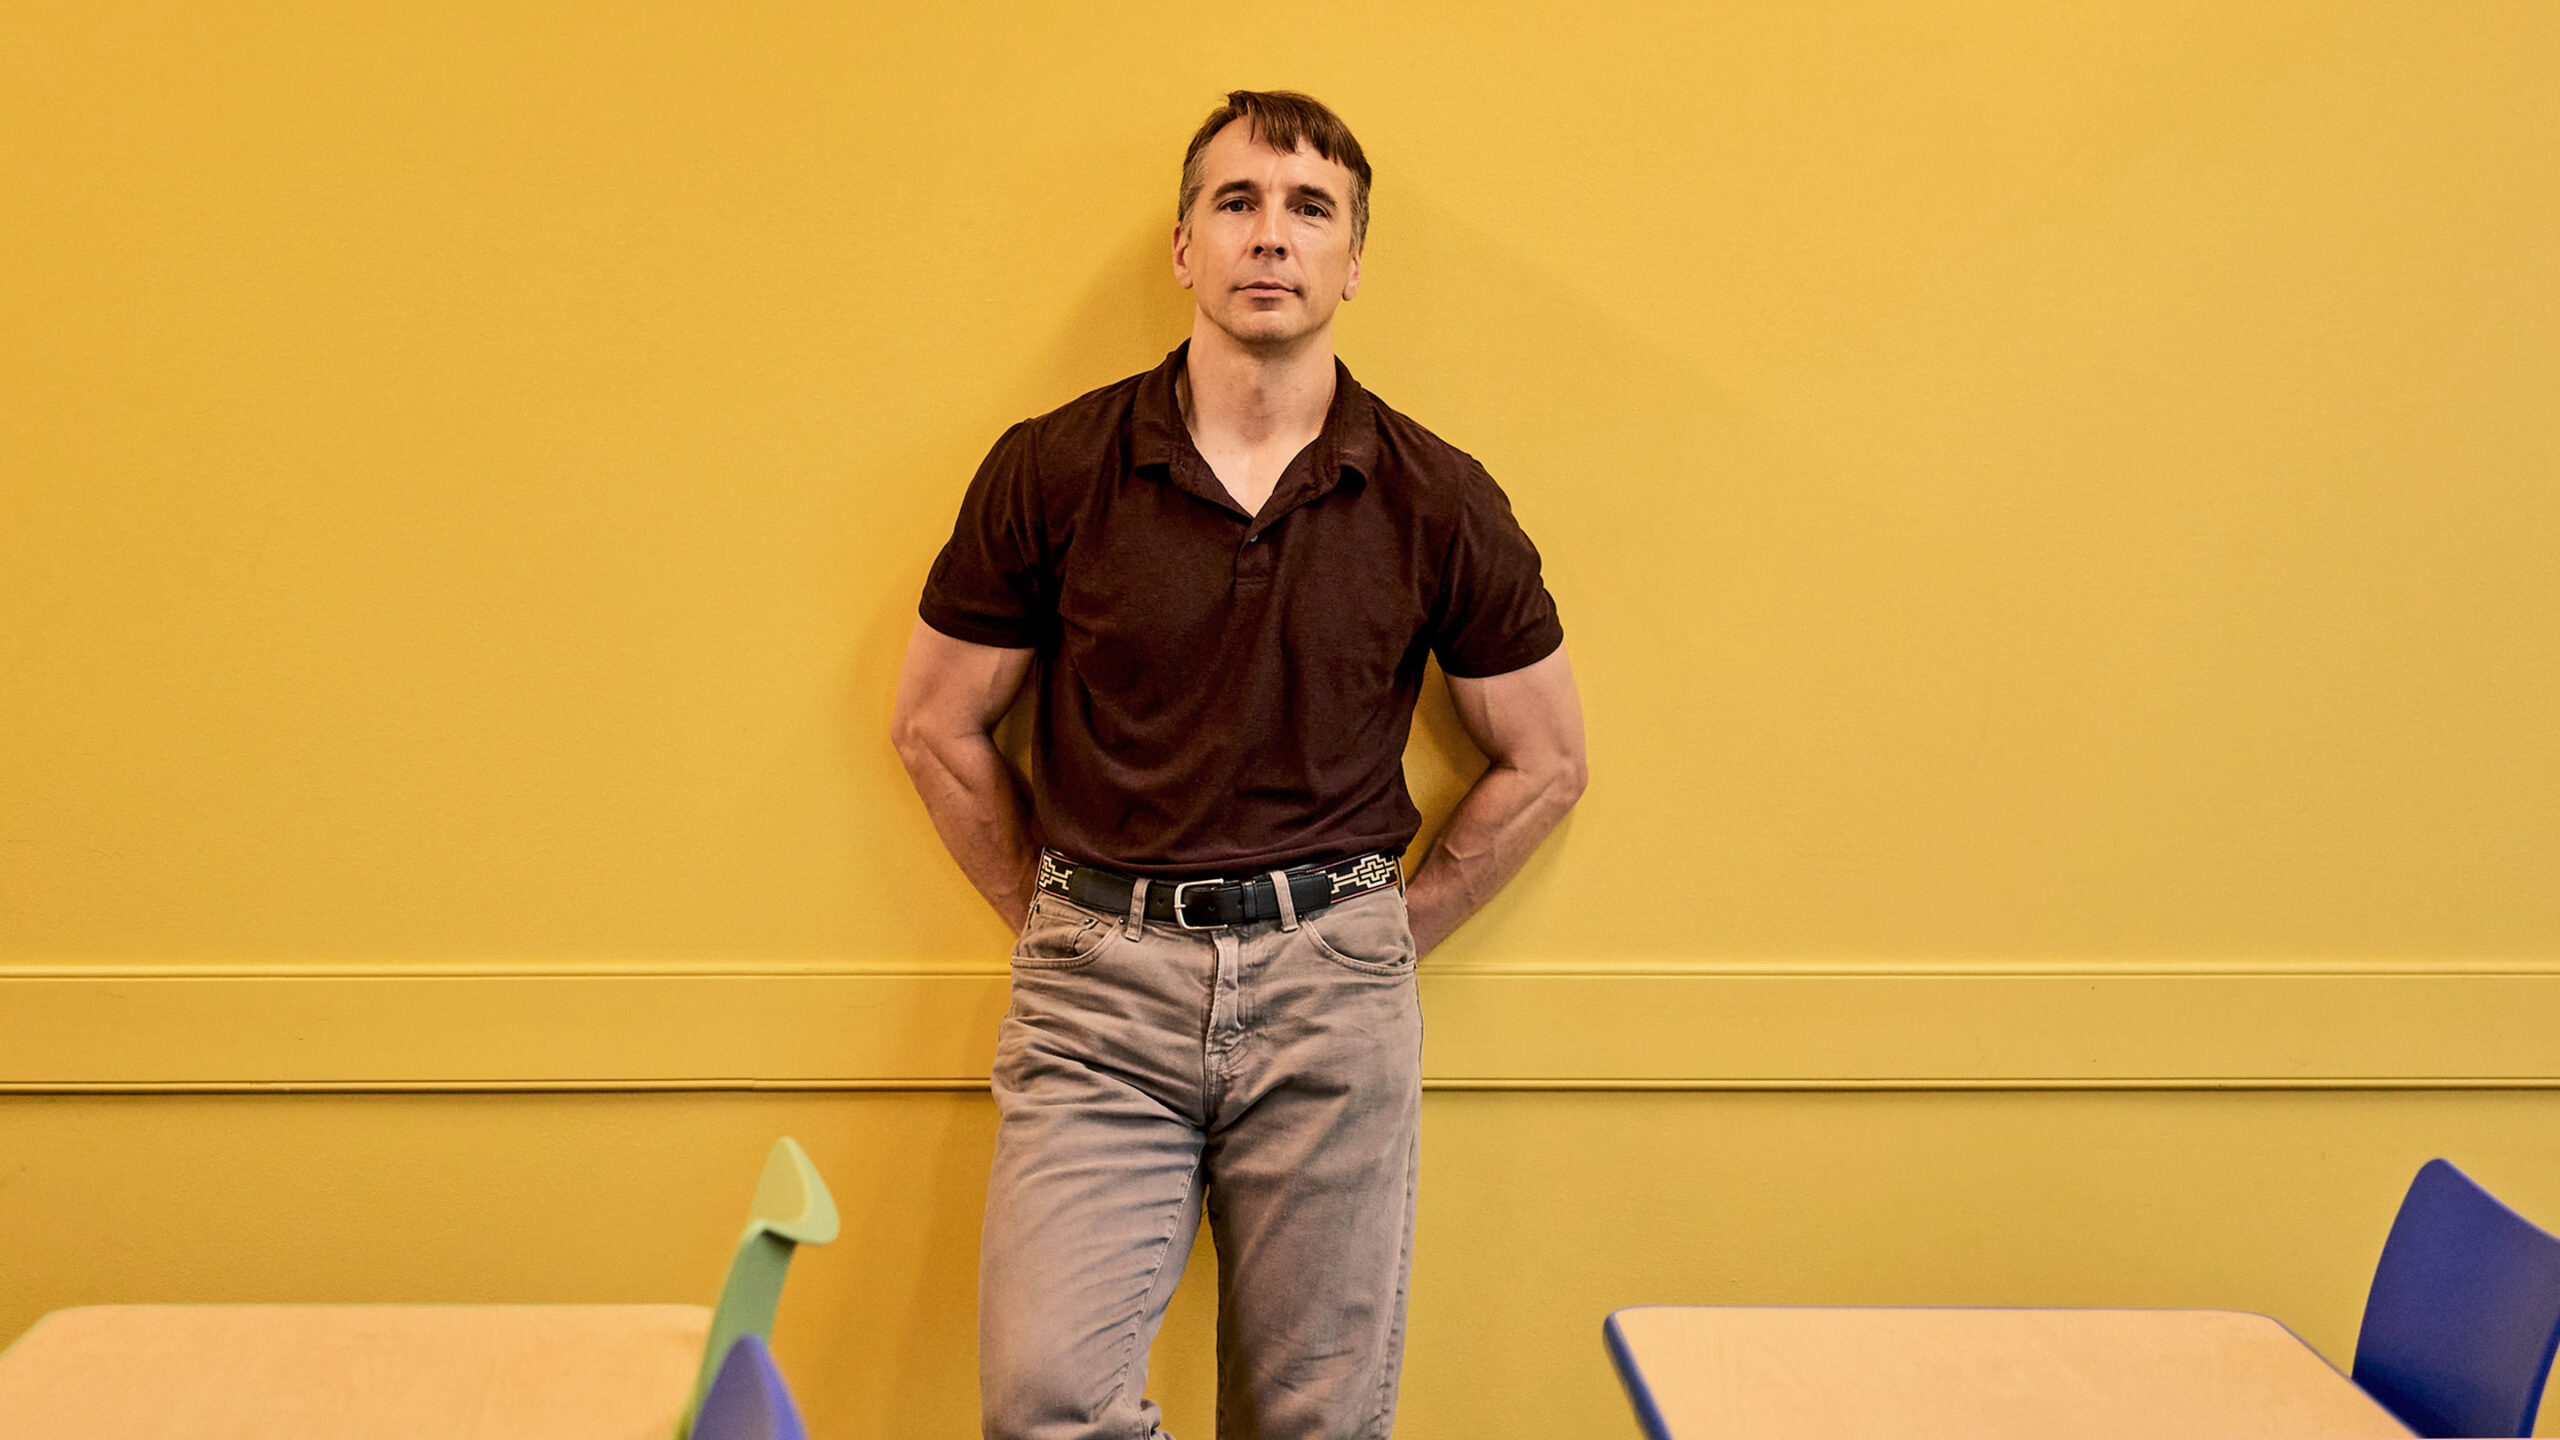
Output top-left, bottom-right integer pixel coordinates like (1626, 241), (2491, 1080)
(1171, 878), (1224, 930)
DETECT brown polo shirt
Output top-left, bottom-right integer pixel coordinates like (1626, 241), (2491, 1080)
(919, 342), (1563, 878)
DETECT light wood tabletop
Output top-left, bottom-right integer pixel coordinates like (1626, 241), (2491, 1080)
(0, 1304), (712, 1440)
(1604, 1306), (2414, 1440)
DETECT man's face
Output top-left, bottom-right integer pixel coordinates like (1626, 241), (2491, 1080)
(1173, 120), (1363, 351)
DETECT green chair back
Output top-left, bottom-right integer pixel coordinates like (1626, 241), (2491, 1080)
(679, 1137), (839, 1438)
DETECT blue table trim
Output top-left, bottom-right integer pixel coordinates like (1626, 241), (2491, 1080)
(1604, 1309), (1675, 1440)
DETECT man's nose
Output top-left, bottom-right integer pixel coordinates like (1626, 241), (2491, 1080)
(1251, 212), (1287, 257)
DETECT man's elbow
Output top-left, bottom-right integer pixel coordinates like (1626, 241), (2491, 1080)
(1543, 750), (1589, 813)
(888, 707), (935, 778)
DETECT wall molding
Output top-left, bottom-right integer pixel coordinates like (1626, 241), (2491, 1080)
(7, 964), (2559, 1094)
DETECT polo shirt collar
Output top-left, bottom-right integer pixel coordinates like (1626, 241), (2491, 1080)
(1132, 342), (1378, 512)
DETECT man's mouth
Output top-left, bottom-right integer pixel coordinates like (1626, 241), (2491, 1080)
(1239, 281), (1297, 295)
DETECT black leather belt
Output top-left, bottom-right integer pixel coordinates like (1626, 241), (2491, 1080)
(1036, 849), (1403, 930)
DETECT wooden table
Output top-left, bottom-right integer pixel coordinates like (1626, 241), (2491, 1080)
(0, 1304), (711, 1440)
(1604, 1307), (2414, 1440)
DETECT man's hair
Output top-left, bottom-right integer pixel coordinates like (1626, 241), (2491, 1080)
(1177, 90), (1373, 249)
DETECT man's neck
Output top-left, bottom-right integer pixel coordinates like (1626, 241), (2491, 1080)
(1177, 319), (1337, 454)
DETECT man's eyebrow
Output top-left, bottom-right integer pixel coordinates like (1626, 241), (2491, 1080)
(1206, 178), (1343, 210)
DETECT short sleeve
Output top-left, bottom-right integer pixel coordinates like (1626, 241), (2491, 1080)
(918, 421), (1052, 649)
(1430, 465), (1565, 679)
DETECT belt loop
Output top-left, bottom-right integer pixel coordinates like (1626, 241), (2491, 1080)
(1124, 876), (1151, 941)
(1268, 869), (1300, 931)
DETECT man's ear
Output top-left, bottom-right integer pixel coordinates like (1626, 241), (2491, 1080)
(1171, 220), (1195, 290)
(1342, 245), (1362, 302)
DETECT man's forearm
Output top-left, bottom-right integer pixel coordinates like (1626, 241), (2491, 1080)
(897, 730), (1040, 931)
(1403, 756), (1583, 956)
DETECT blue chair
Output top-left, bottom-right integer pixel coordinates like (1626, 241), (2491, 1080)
(2352, 1158), (2560, 1437)
(689, 1334), (809, 1440)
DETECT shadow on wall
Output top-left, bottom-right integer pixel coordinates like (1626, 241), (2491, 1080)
(1014, 220), (1200, 418)
(1346, 184), (1765, 952)
(832, 220), (1192, 939)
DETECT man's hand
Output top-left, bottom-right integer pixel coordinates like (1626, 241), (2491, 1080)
(889, 620), (1041, 931)
(1404, 645), (1589, 955)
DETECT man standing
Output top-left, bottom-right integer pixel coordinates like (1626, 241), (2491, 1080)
(892, 90), (1586, 1440)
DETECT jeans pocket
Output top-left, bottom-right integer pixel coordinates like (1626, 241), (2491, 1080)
(1301, 889), (1418, 975)
(1010, 896), (1116, 970)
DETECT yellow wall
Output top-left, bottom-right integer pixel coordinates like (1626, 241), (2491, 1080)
(5, 2), (2557, 1436)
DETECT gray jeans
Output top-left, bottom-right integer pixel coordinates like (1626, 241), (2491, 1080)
(979, 879), (1424, 1440)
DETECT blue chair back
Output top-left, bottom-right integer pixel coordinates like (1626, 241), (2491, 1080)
(689, 1334), (808, 1440)
(2353, 1158), (2560, 1437)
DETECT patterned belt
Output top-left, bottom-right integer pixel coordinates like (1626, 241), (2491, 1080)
(1036, 849), (1403, 931)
